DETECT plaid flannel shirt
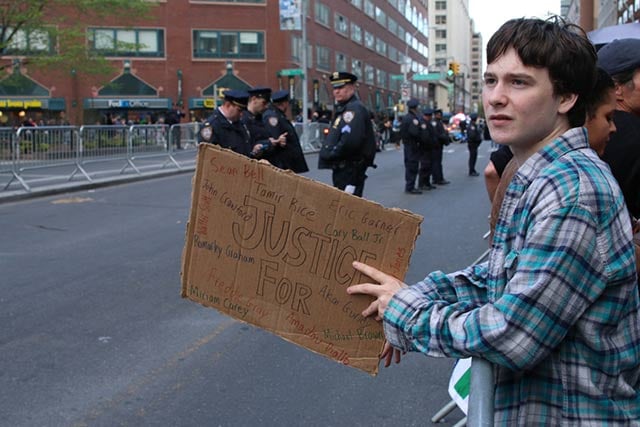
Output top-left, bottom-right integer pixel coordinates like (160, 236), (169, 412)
(384, 127), (640, 425)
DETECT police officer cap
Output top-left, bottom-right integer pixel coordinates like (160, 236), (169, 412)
(247, 86), (272, 100)
(329, 71), (357, 88)
(271, 89), (290, 103)
(407, 98), (419, 109)
(597, 38), (640, 76)
(422, 108), (434, 115)
(434, 108), (443, 115)
(223, 90), (249, 108)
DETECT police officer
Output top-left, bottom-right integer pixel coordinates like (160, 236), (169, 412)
(465, 113), (482, 176)
(431, 108), (451, 185)
(318, 71), (376, 197)
(199, 90), (253, 157)
(400, 98), (424, 194)
(241, 86), (284, 160)
(419, 108), (436, 190)
(263, 89), (309, 173)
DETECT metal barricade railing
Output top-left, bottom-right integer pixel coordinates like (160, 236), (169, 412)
(5, 126), (81, 191)
(170, 122), (200, 151)
(0, 128), (17, 187)
(128, 124), (180, 172)
(294, 122), (329, 152)
(76, 125), (131, 179)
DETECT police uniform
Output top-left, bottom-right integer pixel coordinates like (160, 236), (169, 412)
(419, 108), (436, 190)
(263, 89), (309, 173)
(466, 113), (482, 176)
(318, 72), (376, 197)
(199, 90), (252, 157)
(241, 86), (273, 159)
(431, 109), (450, 185)
(400, 99), (424, 194)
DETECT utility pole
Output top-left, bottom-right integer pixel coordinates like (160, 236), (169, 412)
(301, 0), (309, 144)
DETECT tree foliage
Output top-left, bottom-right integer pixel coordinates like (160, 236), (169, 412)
(0, 0), (157, 76)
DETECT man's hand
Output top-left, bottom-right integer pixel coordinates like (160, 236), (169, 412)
(346, 261), (407, 320)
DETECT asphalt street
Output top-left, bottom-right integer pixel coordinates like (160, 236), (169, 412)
(0, 141), (494, 427)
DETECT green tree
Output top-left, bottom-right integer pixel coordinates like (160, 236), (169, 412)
(0, 0), (158, 76)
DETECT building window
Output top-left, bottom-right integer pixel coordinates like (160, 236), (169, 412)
(315, 2), (330, 27)
(193, 30), (264, 59)
(376, 69), (387, 88)
(350, 23), (362, 44)
(336, 52), (348, 71)
(435, 15), (447, 25)
(364, 31), (375, 50)
(375, 38), (387, 56)
(435, 43), (447, 52)
(316, 45), (330, 71)
(435, 1), (446, 10)
(375, 6), (387, 27)
(365, 64), (374, 84)
(335, 13), (349, 35)
(352, 58), (362, 79)
(436, 29), (447, 39)
(388, 45), (398, 63)
(364, 0), (375, 18)
(3, 27), (55, 55)
(387, 17), (398, 35)
(350, 0), (362, 9)
(89, 28), (164, 57)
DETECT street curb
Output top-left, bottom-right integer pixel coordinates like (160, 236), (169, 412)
(0, 166), (196, 204)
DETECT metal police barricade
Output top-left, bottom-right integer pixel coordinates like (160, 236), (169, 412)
(5, 126), (80, 192)
(127, 124), (179, 173)
(76, 125), (130, 180)
(294, 122), (328, 153)
(169, 122), (200, 152)
(0, 128), (21, 191)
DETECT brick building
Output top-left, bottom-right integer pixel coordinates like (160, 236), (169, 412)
(0, 0), (432, 127)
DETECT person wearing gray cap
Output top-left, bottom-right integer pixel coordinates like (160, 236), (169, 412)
(597, 38), (640, 219)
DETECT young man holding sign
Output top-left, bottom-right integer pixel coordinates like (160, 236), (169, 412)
(348, 17), (640, 424)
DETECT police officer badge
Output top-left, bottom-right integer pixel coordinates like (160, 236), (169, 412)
(343, 111), (354, 123)
(413, 119), (419, 125)
(268, 117), (278, 127)
(199, 123), (213, 142)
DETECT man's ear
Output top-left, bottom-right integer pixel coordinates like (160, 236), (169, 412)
(558, 93), (578, 114)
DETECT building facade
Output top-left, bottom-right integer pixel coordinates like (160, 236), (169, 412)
(0, 0), (437, 127)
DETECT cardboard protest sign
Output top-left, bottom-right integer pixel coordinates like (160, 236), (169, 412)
(181, 144), (422, 375)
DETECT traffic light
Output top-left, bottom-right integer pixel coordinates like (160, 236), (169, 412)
(452, 62), (460, 75)
(447, 63), (455, 78)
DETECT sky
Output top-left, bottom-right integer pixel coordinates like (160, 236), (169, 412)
(468, 0), (561, 68)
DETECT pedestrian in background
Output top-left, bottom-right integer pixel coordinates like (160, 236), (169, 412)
(346, 17), (640, 424)
(318, 71), (376, 197)
(597, 38), (640, 220)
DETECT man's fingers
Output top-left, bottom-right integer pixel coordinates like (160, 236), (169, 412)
(352, 261), (390, 283)
(347, 283), (382, 296)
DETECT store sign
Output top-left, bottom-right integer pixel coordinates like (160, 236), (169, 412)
(0, 99), (43, 109)
(107, 99), (150, 108)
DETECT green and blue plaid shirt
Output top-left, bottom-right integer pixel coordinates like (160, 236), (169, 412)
(385, 127), (640, 425)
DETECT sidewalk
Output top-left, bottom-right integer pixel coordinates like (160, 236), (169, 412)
(0, 149), (197, 204)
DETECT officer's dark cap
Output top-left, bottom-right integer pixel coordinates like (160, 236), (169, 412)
(271, 90), (290, 103)
(422, 108), (434, 115)
(597, 38), (640, 76)
(248, 86), (272, 100)
(223, 90), (249, 108)
(329, 71), (357, 88)
(434, 108), (443, 115)
(407, 99), (419, 109)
